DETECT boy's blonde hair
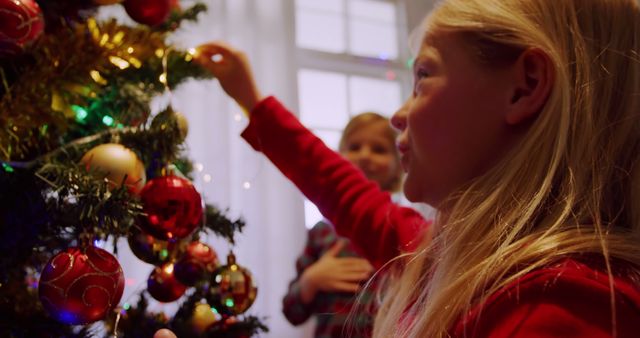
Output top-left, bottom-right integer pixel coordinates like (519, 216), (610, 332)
(374, 0), (640, 337)
(339, 112), (402, 192)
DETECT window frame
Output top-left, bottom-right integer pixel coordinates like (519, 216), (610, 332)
(293, 0), (413, 228)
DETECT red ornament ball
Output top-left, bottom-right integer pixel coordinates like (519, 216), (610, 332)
(123, 0), (172, 26)
(38, 246), (125, 325)
(169, 0), (180, 11)
(138, 175), (203, 240)
(174, 241), (219, 286)
(147, 263), (187, 302)
(0, 0), (44, 57)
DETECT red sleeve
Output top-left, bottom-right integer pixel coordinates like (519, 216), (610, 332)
(241, 96), (430, 268)
(457, 262), (640, 338)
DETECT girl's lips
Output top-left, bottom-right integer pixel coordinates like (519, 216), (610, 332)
(397, 142), (411, 172)
(401, 154), (410, 172)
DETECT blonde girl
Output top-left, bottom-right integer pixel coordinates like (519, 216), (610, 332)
(193, 0), (640, 337)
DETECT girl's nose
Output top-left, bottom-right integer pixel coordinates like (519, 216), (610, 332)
(356, 148), (372, 163)
(391, 97), (411, 131)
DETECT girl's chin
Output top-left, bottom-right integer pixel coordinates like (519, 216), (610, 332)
(401, 181), (422, 203)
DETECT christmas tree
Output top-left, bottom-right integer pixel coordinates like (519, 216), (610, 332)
(0, 0), (267, 337)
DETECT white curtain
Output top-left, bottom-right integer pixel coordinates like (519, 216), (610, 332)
(105, 1), (311, 337)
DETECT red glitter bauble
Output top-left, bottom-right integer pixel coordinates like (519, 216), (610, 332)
(147, 263), (187, 303)
(138, 175), (203, 240)
(174, 241), (219, 286)
(0, 0), (44, 56)
(38, 246), (125, 325)
(123, 0), (171, 26)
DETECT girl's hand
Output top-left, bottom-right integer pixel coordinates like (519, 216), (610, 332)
(154, 328), (177, 338)
(194, 41), (264, 113)
(299, 240), (374, 304)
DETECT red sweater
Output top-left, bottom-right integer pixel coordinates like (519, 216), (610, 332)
(241, 96), (640, 337)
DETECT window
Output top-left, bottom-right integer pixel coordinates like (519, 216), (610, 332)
(295, 0), (399, 59)
(348, 0), (398, 59)
(349, 75), (403, 117)
(295, 0), (346, 53)
(295, 0), (411, 229)
(298, 69), (349, 130)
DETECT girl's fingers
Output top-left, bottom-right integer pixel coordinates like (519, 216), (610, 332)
(195, 42), (235, 60)
(195, 42), (226, 55)
(332, 281), (361, 293)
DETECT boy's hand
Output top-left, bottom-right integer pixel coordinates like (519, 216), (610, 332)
(194, 41), (263, 113)
(299, 240), (374, 303)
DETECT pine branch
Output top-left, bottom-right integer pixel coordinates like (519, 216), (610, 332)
(37, 161), (142, 241)
(203, 205), (246, 245)
(107, 290), (269, 338)
(0, 107), (190, 263)
(158, 3), (209, 32)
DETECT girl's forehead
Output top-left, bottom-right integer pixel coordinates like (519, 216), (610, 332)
(409, 11), (438, 54)
(416, 32), (465, 64)
(414, 30), (449, 54)
(346, 122), (394, 141)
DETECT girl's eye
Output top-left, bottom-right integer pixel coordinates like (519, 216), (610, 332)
(413, 67), (430, 95)
(347, 144), (361, 152)
(373, 146), (389, 154)
(415, 68), (429, 80)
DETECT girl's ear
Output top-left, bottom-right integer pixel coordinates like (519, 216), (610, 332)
(505, 48), (554, 125)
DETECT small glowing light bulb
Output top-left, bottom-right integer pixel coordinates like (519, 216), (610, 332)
(211, 54), (223, 62)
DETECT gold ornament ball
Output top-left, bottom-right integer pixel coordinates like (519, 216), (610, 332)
(191, 303), (218, 333)
(151, 110), (189, 141)
(174, 111), (189, 140)
(80, 143), (146, 194)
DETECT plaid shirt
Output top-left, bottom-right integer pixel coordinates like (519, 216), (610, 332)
(282, 221), (378, 338)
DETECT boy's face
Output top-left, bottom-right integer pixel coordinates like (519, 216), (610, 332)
(394, 32), (521, 206)
(341, 120), (400, 192)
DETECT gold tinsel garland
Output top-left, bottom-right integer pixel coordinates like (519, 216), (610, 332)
(0, 18), (183, 161)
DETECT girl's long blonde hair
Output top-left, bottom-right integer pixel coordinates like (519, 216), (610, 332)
(373, 0), (640, 337)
